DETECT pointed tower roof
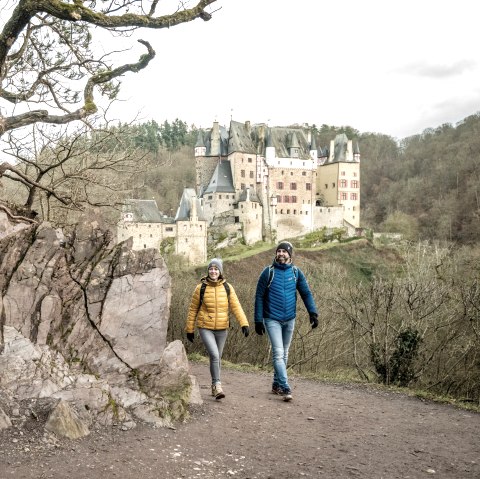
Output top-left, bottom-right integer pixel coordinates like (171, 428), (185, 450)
(175, 188), (206, 221)
(310, 133), (317, 151)
(204, 160), (235, 194)
(195, 129), (205, 148)
(287, 132), (300, 149)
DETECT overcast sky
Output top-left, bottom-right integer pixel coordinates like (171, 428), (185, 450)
(106, 0), (480, 140)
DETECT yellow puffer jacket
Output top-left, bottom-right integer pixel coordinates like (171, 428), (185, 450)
(185, 277), (249, 333)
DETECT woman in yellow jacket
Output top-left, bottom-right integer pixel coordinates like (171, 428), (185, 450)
(185, 258), (249, 400)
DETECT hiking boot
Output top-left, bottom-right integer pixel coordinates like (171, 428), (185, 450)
(271, 385), (283, 395)
(212, 383), (225, 400)
(282, 390), (293, 402)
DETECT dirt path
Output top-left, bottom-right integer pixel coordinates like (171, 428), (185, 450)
(1, 362), (479, 479)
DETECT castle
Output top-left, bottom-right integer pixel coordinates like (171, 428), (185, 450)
(117, 119), (361, 264)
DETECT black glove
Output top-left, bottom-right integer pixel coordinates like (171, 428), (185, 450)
(309, 313), (319, 329)
(242, 326), (250, 337)
(255, 322), (265, 335)
(186, 332), (194, 342)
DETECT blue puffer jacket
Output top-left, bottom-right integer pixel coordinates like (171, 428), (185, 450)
(254, 262), (317, 322)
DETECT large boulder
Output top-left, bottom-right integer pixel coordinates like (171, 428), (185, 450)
(0, 212), (200, 434)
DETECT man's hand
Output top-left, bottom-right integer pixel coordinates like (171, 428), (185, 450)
(309, 313), (319, 329)
(255, 322), (265, 335)
(186, 332), (194, 342)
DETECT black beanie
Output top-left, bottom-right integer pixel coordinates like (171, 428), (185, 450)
(276, 241), (293, 258)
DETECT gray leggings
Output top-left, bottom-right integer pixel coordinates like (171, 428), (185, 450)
(199, 328), (228, 385)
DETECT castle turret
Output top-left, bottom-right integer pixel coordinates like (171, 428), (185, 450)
(194, 130), (206, 157)
(287, 132), (300, 158)
(265, 128), (275, 161)
(353, 141), (361, 162)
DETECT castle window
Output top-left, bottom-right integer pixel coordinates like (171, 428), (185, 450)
(290, 172), (293, 175)
(208, 195), (212, 200)
(290, 182), (297, 190)
(249, 171), (254, 178)
(287, 209), (290, 214)
(280, 209), (283, 214)
(340, 179), (347, 188)
(332, 183), (335, 188)
(351, 180), (359, 188)
(305, 210), (309, 215)
(292, 196), (297, 203)
(150, 234), (152, 238)
(353, 172), (357, 177)
(166, 227), (173, 232)
(148, 224), (151, 228)
(241, 170), (245, 178)
(235, 216), (240, 223)
(248, 157), (253, 163)
(277, 182), (284, 189)
(284, 196), (290, 203)
(351, 193), (358, 200)
(294, 209), (297, 214)
(302, 171), (306, 176)
(306, 183), (311, 191)
(144, 244), (146, 248)
(276, 195), (281, 204)
(139, 234), (142, 238)
(341, 171), (346, 176)
(341, 192), (348, 200)
(352, 206), (356, 211)
(325, 184), (328, 189)
(219, 195), (222, 199)
(241, 183), (245, 190)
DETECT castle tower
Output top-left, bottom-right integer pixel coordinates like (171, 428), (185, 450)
(175, 188), (207, 264)
(316, 133), (360, 227)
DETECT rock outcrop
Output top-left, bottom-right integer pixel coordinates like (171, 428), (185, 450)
(0, 212), (199, 438)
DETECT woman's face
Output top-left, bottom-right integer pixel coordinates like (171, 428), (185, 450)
(208, 266), (220, 281)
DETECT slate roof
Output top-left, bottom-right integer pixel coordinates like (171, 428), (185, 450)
(203, 160), (235, 194)
(123, 199), (173, 223)
(228, 120), (257, 154)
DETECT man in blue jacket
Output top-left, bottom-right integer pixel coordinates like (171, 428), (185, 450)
(254, 241), (318, 401)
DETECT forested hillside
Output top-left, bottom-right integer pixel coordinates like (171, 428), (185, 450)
(359, 113), (480, 243)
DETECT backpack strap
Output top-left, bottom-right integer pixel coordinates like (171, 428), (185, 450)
(266, 265), (298, 288)
(223, 282), (231, 300)
(267, 265), (275, 288)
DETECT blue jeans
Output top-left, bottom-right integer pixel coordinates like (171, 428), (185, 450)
(199, 328), (228, 385)
(264, 318), (295, 392)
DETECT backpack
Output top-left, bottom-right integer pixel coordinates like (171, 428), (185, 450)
(196, 281), (231, 315)
(266, 264), (298, 288)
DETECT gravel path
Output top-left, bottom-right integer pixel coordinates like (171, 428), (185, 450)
(1, 362), (479, 479)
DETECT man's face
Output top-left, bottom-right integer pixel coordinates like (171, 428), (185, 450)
(275, 248), (290, 264)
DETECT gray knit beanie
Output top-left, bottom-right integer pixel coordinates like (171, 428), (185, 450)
(208, 258), (224, 276)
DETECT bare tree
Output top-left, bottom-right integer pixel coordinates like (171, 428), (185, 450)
(0, 0), (217, 219)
